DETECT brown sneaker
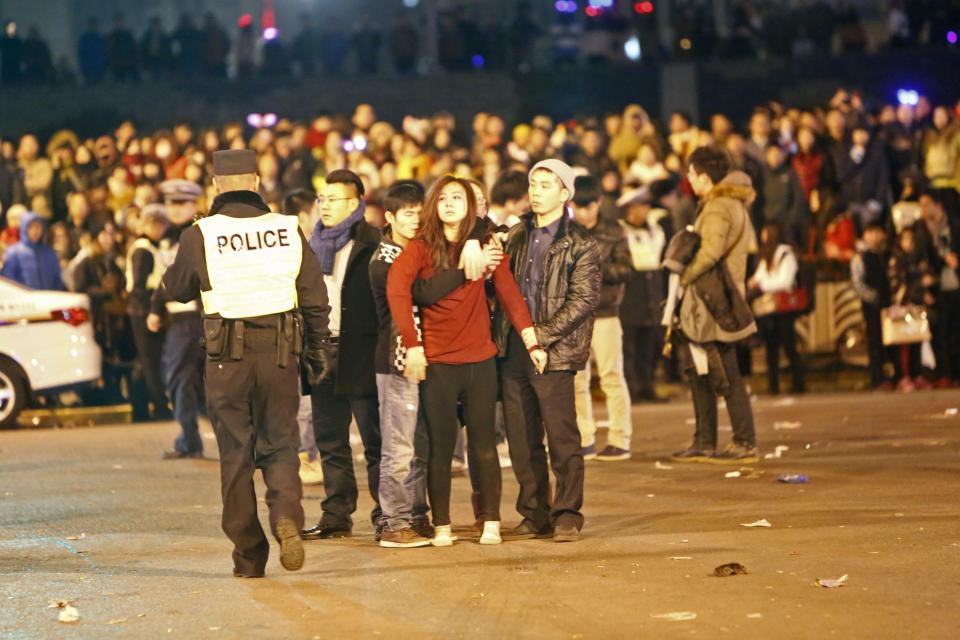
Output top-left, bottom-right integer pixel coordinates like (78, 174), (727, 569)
(379, 528), (431, 549)
(707, 442), (760, 465)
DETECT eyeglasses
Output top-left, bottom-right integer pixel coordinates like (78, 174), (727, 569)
(316, 196), (353, 208)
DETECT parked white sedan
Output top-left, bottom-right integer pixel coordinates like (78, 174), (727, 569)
(0, 276), (102, 428)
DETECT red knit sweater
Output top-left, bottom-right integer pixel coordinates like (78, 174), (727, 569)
(386, 238), (533, 365)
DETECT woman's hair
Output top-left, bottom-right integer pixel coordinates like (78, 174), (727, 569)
(419, 174), (478, 272)
(758, 222), (784, 267)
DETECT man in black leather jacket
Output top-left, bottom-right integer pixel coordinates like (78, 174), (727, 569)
(492, 159), (600, 543)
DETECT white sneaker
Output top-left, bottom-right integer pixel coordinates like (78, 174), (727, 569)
(299, 452), (324, 486)
(497, 442), (512, 468)
(479, 521), (502, 545)
(431, 525), (458, 547)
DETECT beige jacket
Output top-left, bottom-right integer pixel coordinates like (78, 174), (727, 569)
(680, 171), (758, 343)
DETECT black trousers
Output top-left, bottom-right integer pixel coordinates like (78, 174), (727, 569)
(130, 316), (168, 417)
(205, 330), (303, 576)
(687, 342), (756, 451)
(759, 313), (805, 394)
(421, 358), (501, 526)
(501, 331), (584, 532)
(933, 290), (960, 380)
(862, 302), (890, 387)
(310, 381), (381, 529)
(622, 324), (660, 399)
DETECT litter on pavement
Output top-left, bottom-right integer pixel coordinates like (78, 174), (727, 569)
(714, 563), (748, 577)
(651, 612), (698, 621)
(777, 474), (809, 484)
(815, 574), (848, 588)
(765, 445), (790, 459)
(740, 519), (773, 528)
(773, 421), (802, 430)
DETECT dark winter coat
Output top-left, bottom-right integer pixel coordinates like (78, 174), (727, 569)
(620, 217), (669, 328)
(760, 162), (810, 247)
(315, 218), (381, 397)
(584, 220), (631, 318)
(493, 211), (601, 371)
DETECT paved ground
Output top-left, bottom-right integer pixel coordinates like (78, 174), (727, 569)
(2, 390), (960, 639)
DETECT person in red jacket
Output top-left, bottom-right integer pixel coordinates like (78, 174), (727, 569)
(387, 175), (545, 547)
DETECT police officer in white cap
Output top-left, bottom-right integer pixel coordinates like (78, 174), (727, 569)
(150, 179), (207, 460)
(162, 149), (335, 577)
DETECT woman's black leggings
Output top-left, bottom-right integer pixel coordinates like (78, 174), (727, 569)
(760, 313), (805, 394)
(420, 358), (501, 526)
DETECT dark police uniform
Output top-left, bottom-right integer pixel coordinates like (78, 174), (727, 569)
(161, 150), (334, 577)
(125, 203), (172, 421)
(152, 179), (206, 460)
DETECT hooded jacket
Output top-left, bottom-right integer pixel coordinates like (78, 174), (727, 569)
(678, 172), (758, 343)
(0, 211), (65, 290)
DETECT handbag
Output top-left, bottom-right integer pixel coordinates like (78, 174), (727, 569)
(881, 305), (931, 346)
(773, 286), (810, 314)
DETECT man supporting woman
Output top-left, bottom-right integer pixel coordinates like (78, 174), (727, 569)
(387, 175), (545, 547)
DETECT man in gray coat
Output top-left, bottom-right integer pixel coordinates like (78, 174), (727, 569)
(672, 146), (760, 464)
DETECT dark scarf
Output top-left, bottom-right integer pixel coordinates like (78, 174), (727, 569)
(309, 201), (366, 275)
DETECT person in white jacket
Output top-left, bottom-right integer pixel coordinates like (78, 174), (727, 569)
(748, 223), (806, 395)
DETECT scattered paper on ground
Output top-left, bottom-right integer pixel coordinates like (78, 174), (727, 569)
(772, 397), (797, 407)
(107, 618), (127, 625)
(765, 445), (790, 460)
(816, 574), (848, 588)
(725, 471), (742, 478)
(651, 612), (697, 621)
(741, 519), (772, 528)
(669, 556), (692, 560)
(58, 605), (80, 623)
(747, 613), (763, 619)
(64, 533), (85, 541)
(655, 461), (673, 470)
(774, 421), (802, 430)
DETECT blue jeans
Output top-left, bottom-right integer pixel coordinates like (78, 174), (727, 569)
(163, 314), (205, 455)
(376, 373), (429, 532)
(297, 394), (318, 459)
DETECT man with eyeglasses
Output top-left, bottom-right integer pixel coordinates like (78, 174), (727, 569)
(301, 169), (384, 541)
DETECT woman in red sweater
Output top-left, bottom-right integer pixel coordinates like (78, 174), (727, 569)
(387, 175), (544, 547)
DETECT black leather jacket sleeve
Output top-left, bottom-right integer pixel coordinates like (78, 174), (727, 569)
(535, 236), (601, 347)
(603, 226), (632, 285)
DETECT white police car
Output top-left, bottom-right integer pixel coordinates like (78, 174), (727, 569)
(0, 276), (102, 428)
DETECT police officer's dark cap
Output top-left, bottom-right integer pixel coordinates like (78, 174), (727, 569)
(213, 149), (257, 176)
(160, 179), (203, 203)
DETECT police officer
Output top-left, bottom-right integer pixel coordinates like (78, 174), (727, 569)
(125, 203), (172, 422)
(149, 179), (207, 460)
(162, 149), (335, 578)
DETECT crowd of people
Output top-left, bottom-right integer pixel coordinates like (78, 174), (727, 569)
(1, 1), (958, 86)
(1, 82), (959, 564)
(2, 88), (960, 411)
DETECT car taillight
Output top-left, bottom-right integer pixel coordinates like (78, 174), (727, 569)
(51, 307), (90, 327)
